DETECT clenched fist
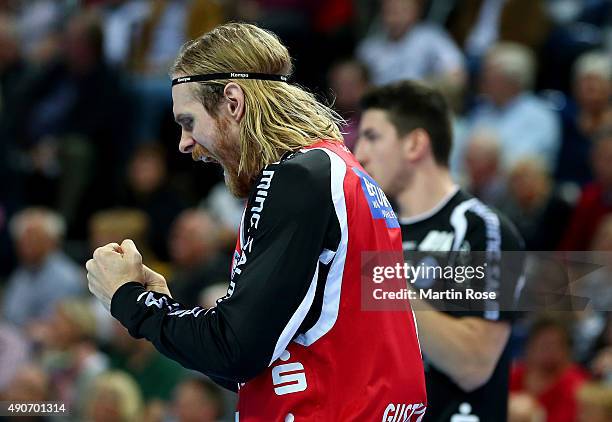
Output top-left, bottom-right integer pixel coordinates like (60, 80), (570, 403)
(86, 239), (145, 310)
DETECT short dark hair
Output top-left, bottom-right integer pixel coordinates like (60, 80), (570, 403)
(360, 80), (453, 166)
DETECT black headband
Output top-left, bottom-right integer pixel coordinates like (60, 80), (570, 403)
(172, 72), (289, 86)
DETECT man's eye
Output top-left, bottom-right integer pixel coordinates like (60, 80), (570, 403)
(359, 133), (377, 143)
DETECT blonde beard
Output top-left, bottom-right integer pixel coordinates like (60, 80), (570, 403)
(192, 118), (257, 199)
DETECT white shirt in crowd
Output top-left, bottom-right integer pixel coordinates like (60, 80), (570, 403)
(357, 22), (465, 85)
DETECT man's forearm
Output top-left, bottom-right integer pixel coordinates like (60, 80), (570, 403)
(413, 298), (510, 391)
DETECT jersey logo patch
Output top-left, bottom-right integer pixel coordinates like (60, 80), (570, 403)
(382, 402), (427, 421)
(272, 351), (307, 396)
(353, 167), (399, 228)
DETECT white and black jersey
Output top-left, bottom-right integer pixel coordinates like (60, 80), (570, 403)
(401, 188), (524, 422)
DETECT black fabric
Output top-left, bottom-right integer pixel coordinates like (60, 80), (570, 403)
(401, 189), (524, 422)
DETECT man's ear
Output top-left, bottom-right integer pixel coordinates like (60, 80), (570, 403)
(402, 128), (430, 162)
(223, 82), (245, 122)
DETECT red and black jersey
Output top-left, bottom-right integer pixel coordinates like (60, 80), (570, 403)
(111, 140), (427, 421)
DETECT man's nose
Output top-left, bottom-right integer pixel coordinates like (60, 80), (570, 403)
(179, 134), (195, 154)
(354, 139), (369, 167)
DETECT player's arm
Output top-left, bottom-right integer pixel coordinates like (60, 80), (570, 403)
(111, 154), (337, 386)
(412, 298), (510, 392)
(414, 212), (523, 392)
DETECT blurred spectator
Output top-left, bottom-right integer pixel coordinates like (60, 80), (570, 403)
(119, 143), (187, 261)
(200, 183), (245, 250)
(589, 313), (612, 382)
(128, 0), (225, 76)
(10, 10), (127, 237)
(327, 58), (371, 151)
(555, 51), (612, 186)
(501, 158), (573, 250)
(97, 0), (150, 68)
(88, 207), (169, 276)
(547, 0), (612, 28)
(172, 377), (224, 422)
(168, 209), (229, 307)
(1, 364), (52, 421)
(128, 0), (188, 76)
(0, 322), (30, 392)
(510, 315), (589, 422)
(14, 0), (64, 63)
(508, 392), (546, 422)
(462, 128), (506, 208)
(233, 0), (352, 88)
(2, 207), (84, 327)
(0, 12), (27, 117)
(538, 0), (609, 94)
(107, 320), (186, 402)
(125, 0), (225, 143)
(97, 0), (225, 75)
(559, 127), (612, 251)
(572, 218), (612, 330)
(89, 208), (148, 249)
(141, 399), (167, 422)
(1, 364), (50, 403)
(572, 308), (607, 367)
(33, 299), (109, 417)
(85, 370), (143, 422)
(1, 364), (54, 422)
(460, 42), (561, 171)
(0, 13), (31, 199)
(356, 0), (465, 86)
(443, 0), (551, 63)
(571, 210), (612, 360)
(0, 13), (31, 276)
(592, 215), (612, 251)
(577, 382), (612, 422)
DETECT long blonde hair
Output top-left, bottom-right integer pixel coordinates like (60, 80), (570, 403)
(170, 22), (344, 176)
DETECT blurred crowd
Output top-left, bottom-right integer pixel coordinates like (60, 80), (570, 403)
(0, 0), (611, 421)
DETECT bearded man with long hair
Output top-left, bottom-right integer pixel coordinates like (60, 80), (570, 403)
(86, 23), (427, 421)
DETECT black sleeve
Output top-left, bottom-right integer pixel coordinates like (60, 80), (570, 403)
(110, 151), (337, 387)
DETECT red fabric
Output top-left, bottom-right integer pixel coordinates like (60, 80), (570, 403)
(510, 363), (588, 422)
(559, 183), (612, 251)
(236, 141), (427, 421)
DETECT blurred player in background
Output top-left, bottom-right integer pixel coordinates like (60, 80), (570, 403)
(85, 23), (427, 421)
(356, 80), (524, 421)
